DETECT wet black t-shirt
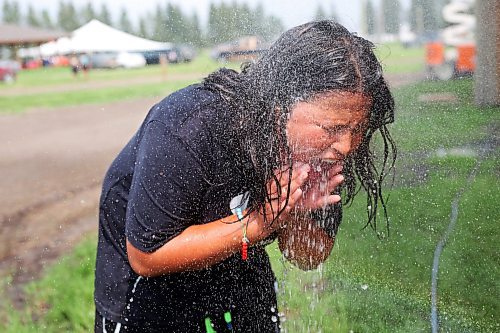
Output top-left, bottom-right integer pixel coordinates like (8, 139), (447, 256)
(94, 84), (341, 332)
(94, 84), (282, 332)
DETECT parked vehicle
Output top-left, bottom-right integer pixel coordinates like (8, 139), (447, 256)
(89, 52), (119, 69)
(211, 36), (268, 62)
(116, 52), (146, 68)
(88, 52), (146, 69)
(0, 60), (21, 83)
(139, 45), (196, 65)
(174, 44), (196, 63)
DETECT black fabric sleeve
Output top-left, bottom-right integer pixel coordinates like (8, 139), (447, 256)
(125, 120), (210, 252)
(309, 202), (343, 238)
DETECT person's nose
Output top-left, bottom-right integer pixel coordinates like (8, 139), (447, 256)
(328, 131), (353, 158)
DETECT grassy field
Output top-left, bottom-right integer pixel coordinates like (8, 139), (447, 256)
(1, 50), (225, 89)
(0, 51), (235, 114)
(272, 79), (499, 332)
(1, 44), (498, 332)
(375, 42), (425, 74)
(0, 44), (423, 114)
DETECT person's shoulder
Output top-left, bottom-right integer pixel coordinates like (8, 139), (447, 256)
(159, 83), (220, 113)
(147, 84), (222, 127)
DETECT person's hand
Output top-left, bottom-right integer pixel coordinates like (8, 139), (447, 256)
(295, 162), (344, 211)
(247, 164), (310, 242)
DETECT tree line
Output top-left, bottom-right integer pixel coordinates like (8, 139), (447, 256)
(364, 0), (445, 36)
(2, 0), (449, 46)
(1, 0), (284, 47)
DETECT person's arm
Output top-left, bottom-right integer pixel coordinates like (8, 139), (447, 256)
(127, 164), (310, 278)
(127, 212), (270, 277)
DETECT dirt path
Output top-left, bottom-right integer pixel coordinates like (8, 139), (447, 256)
(0, 72), (423, 298)
(0, 97), (157, 288)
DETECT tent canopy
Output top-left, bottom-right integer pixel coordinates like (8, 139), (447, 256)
(19, 20), (172, 57)
(0, 23), (67, 46)
(69, 20), (172, 53)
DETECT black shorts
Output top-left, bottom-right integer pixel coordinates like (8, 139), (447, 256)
(95, 308), (281, 333)
(95, 310), (143, 333)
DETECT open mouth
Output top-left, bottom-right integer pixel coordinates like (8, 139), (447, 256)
(321, 158), (337, 164)
(319, 158), (343, 168)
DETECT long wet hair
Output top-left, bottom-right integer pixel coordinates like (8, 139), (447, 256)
(204, 20), (397, 234)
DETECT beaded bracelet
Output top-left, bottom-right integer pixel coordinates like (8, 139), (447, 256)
(235, 207), (249, 260)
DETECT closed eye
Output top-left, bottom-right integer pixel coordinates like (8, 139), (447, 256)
(317, 124), (349, 136)
(317, 123), (347, 133)
(317, 122), (368, 137)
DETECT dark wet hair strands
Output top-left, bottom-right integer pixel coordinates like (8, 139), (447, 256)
(204, 20), (397, 235)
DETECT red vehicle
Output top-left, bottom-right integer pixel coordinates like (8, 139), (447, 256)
(0, 60), (20, 83)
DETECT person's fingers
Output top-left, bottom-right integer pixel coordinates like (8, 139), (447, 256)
(283, 187), (303, 212)
(268, 167), (293, 196)
(327, 164), (343, 177)
(281, 167), (309, 197)
(268, 164), (310, 197)
(325, 173), (344, 192)
(315, 194), (341, 207)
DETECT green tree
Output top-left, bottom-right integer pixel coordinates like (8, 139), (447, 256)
(41, 9), (54, 29)
(207, 3), (223, 44)
(2, 0), (21, 24)
(119, 7), (133, 33)
(82, 2), (96, 24)
(26, 4), (41, 27)
(186, 12), (203, 46)
(165, 3), (186, 43)
(207, 2), (284, 44)
(57, 1), (80, 31)
(152, 4), (167, 41)
(263, 15), (284, 40)
(98, 3), (112, 26)
(410, 0), (438, 34)
(138, 17), (149, 38)
(366, 0), (376, 35)
(382, 0), (401, 34)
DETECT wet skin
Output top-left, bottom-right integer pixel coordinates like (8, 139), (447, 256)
(278, 91), (372, 270)
(286, 90), (371, 208)
(126, 91), (372, 276)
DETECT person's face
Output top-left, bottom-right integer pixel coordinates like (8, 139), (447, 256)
(286, 91), (371, 167)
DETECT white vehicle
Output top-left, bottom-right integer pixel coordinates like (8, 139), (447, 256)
(116, 52), (146, 68)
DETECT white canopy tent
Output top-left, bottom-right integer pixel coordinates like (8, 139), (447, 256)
(18, 20), (172, 57)
(68, 19), (172, 53)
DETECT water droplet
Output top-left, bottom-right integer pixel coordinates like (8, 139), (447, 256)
(271, 315), (278, 322)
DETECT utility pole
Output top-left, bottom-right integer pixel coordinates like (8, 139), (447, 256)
(474, 0), (500, 106)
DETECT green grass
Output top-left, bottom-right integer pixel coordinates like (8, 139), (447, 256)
(269, 157), (498, 332)
(269, 79), (499, 332)
(0, 80), (196, 113)
(1, 64), (498, 331)
(0, 51), (238, 114)
(375, 42), (425, 74)
(1, 50), (226, 89)
(0, 43), (423, 114)
(391, 79), (499, 151)
(0, 237), (96, 332)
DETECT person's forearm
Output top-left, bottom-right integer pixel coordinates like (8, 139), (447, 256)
(127, 213), (268, 277)
(127, 164), (309, 277)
